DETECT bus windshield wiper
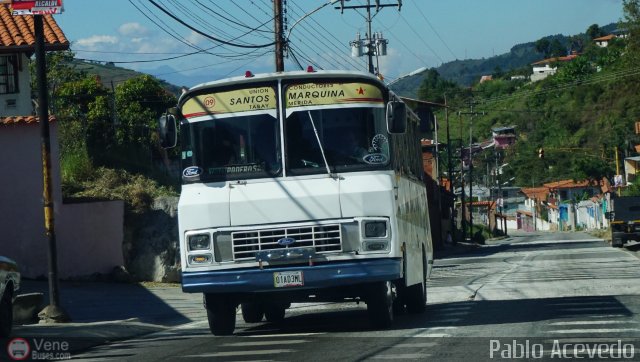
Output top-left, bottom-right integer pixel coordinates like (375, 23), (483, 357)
(307, 111), (338, 179)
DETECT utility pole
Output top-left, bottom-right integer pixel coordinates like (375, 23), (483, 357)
(444, 94), (456, 243)
(34, 14), (69, 323)
(458, 113), (466, 242)
(274, 0), (285, 71)
(459, 101), (485, 242)
(339, 0), (399, 75)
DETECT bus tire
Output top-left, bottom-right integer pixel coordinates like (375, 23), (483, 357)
(0, 287), (13, 338)
(204, 294), (237, 336)
(612, 238), (624, 248)
(241, 303), (264, 323)
(367, 281), (394, 328)
(405, 251), (427, 314)
(264, 303), (286, 323)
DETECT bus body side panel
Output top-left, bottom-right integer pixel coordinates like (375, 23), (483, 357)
(396, 176), (433, 287)
(339, 172), (396, 219)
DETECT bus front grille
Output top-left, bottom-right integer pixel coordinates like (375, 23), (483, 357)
(231, 224), (343, 261)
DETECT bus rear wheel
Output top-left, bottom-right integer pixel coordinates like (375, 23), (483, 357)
(205, 294), (237, 336)
(241, 303), (264, 323)
(264, 303), (286, 323)
(405, 254), (427, 314)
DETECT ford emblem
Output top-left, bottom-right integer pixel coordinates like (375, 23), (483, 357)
(183, 166), (202, 178)
(363, 153), (388, 165)
(277, 237), (296, 246)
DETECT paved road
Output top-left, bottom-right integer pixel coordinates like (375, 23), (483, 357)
(69, 231), (640, 361)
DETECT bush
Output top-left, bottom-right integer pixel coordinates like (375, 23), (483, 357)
(71, 167), (177, 213)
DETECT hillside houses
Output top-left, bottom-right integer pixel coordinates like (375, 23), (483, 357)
(517, 179), (611, 232)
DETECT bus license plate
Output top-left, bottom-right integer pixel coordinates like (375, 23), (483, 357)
(273, 271), (304, 288)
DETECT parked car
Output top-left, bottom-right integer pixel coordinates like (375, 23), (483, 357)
(0, 256), (20, 337)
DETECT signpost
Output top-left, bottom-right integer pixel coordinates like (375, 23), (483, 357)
(7, 0), (69, 323)
(9, 0), (63, 15)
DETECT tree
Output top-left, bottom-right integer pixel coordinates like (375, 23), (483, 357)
(110, 75), (177, 173)
(586, 24), (603, 40)
(549, 39), (567, 57)
(623, 0), (640, 65)
(535, 38), (551, 57)
(416, 68), (461, 104)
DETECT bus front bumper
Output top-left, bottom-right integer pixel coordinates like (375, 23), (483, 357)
(181, 258), (401, 294)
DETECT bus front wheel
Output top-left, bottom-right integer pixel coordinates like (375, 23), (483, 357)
(367, 281), (394, 328)
(204, 294), (237, 336)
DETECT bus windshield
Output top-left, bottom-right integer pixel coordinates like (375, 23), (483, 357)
(181, 113), (282, 182)
(286, 106), (390, 175)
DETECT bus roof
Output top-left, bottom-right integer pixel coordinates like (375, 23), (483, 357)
(181, 70), (387, 103)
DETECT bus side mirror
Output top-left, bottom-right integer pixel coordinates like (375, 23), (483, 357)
(159, 113), (177, 148)
(386, 101), (407, 134)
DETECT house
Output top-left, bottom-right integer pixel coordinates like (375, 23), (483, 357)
(530, 53), (579, 82)
(491, 126), (516, 149)
(544, 179), (602, 204)
(0, 5), (124, 278)
(517, 187), (550, 231)
(624, 156), (640, 185)
(479, 75), (493, 83)
(517, 179), (609, 232)
(593, 34), (616, 48)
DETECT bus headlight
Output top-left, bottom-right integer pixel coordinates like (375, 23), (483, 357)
(364, 221), (387, 238)
(189, 234), (211, 250)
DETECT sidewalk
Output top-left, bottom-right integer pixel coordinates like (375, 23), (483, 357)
(6, 280), (205, 356)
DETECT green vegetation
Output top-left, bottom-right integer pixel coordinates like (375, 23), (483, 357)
(38, 51), (179, 213)
(409, 1), (640, 190)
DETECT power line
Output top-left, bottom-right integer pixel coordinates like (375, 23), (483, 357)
(397, 12), (445, 64)
(288, 1), (366, 70)
(148, 0), (275, 49)
(286, 6), (356, 69)
(194, 0), (273, 36)
(409, 0), (457, 60)
(129, 0), (209, 55)
(481, 66), (640, 104)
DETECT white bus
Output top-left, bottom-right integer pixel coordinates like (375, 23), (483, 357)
(160, 70), (434, 335)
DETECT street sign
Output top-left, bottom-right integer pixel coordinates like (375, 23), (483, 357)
(10, 0), (63, 15)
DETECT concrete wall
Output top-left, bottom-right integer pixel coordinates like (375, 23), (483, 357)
(0, 121), (124, 278)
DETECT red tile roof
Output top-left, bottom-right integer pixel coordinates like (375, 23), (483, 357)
(0, 4), (69, 53)
(520, 187), (549, 200)
(0, 115), (55, 126)
(593, 35), (615, 42)
(531, 54), (578, 66)
(543, 179), (593, 190)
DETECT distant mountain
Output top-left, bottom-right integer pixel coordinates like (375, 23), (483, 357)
(69, 60), (183, 96)
(138, 65), (224, 89)
(390, 23), (618, 98)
